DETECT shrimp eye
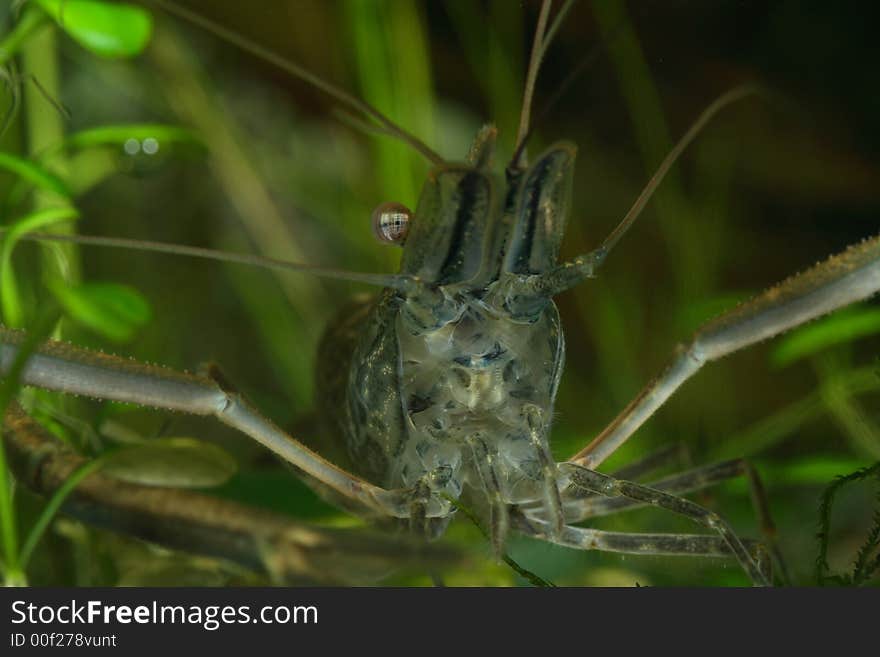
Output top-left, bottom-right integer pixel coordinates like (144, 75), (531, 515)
(371, 201), (412, 245)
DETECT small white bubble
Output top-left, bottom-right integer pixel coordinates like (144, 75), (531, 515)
(142, 137), (159, 155)
(123, 138), (140, 155)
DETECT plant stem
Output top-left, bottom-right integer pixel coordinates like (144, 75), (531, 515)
(0, 310), (60, 584)
(0, 9), (49, 66)
(21, 16), (80, 295)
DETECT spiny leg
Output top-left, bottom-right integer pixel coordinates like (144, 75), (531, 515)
(570, 234), (880, 469)
(531, 455), (785, 581)
(558, 463), (769, 585)
(3, 402), (460, 584)
(566, 459), (746, 521)
(524, 458), (747, 523)
(518, 442), (691, 517)
(512, 511), (769, 569)
(0, 327), (447, 521)
(539, 442), (692, 518)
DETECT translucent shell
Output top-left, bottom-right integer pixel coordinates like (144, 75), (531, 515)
(371, 201), (412, 245)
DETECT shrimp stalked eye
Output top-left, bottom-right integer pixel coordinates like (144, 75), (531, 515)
(371, 201), (412, 245)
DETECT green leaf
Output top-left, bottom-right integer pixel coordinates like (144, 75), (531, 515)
(63, 123), (201, 151)
(48, 281), (152, 343)
(0, 206), (79, 327)
(34, 0), (153, 59)
(39, 124), (203, 195)
(0, 152), (70, 197)
(771, 306), (880, 368)
(102, 438), (238, 488)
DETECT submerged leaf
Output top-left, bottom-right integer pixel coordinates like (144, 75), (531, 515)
(0, 151), (71, 197)
(103, 438), (238, 488)
(63, 123), (201, 151)
(34, 0), (153, 58)
(0, 206), (79, 327)
(48, 281), (152, 342)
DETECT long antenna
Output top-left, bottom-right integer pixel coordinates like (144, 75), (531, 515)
(513, 0), (554, 169)
(517, 18), (622, 162)
(140, 0), (445, 165)
(512, 0), (579, 169)
(2, 229), (418, 292)
(598, 85), (759, 257)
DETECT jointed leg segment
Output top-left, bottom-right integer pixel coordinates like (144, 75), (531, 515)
(512, 512), (768, 568)
(524, 404), (565, 538)
(571, 234), (880, 469)
(524, 458), (747, 523)
(555, 464), (769, 585)
(0, 327), (447, 520)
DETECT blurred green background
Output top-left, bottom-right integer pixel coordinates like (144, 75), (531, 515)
(1, 0), (879, 586)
